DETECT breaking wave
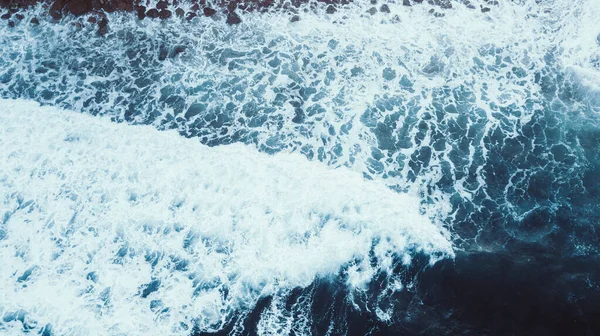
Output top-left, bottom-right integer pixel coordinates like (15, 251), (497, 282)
(1, 0), (600, 334)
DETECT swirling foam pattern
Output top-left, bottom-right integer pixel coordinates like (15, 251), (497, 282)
(1, 0), (600, 334)
(0, 99), (450, 334)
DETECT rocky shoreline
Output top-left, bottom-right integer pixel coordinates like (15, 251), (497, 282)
(0, 0), (499, 33)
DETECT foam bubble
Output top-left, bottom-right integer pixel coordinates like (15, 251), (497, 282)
(0, 99), (451, 335)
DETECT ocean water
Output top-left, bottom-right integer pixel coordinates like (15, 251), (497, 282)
(0, 0), (599, 335)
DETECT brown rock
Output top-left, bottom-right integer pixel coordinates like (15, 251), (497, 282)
(190, 4), (200, 11)
(137, 6), (146, 19)
(102, 1), (117, 13)
(30, 17), (39, 24)
(8, 20), (14, 27)
(326, 5), (336, 14)
(67, 0), (92, 16)
(290, 14), (300, 22)
(226, 11), (241, 25)
(49, 0), (63, 20)
(156, 1), (168, 10)
(203, 7), (216, 16)
(123, 1), (133, 11)
(158, 9), (171, 19)
(146, 8), (159, 18)
(379, 4), (390, 13)
(175, 7), (184, 17)
(0, 12), (10, 19)
(15, 13), (24, 20)
(88, 16), (96, 23)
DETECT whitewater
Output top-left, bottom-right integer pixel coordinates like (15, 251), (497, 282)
(1, 0), (600, 335)
(0, 99), (451, 335)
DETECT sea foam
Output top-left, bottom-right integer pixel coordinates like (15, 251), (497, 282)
(0, 99), (451, 335)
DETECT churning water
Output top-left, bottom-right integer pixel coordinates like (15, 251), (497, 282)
(1, 0), (600, 335)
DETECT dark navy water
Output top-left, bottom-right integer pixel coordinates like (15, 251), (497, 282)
(1, 1), (600, 335)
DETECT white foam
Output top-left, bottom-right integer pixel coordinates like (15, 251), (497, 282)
(2, 0), (599, 229)
(0, 99), (451, 335)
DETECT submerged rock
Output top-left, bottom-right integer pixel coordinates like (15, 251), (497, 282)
(186, 12), (197, 21)
(203, 7), (216, 17)
(97, 17), (108, 36)
(428, 0), (452, 9)
(158, 45), (168, 61)
(227, 2), (237, 12)
(462, 0), (476, 9)
(226, 11), (241, 25)
(172, 45), (186, 57)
